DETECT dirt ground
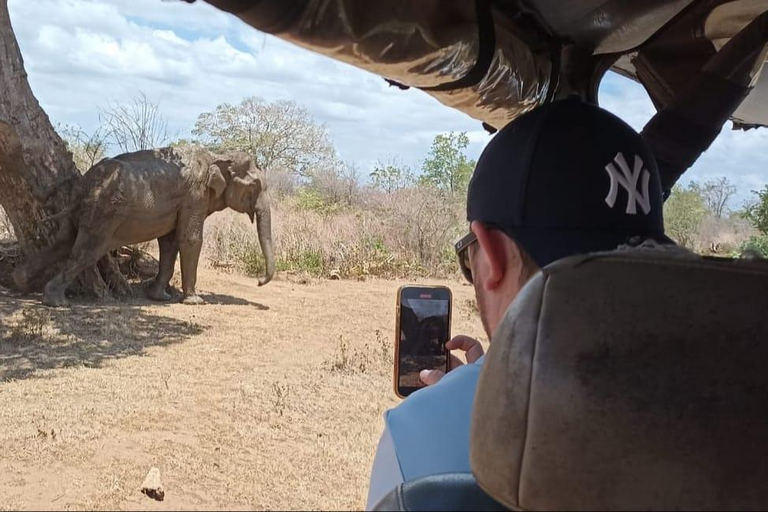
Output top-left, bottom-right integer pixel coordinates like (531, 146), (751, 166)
(0, 268), (485, 510)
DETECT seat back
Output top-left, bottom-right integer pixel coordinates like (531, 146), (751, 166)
(471, 249), (768, 511)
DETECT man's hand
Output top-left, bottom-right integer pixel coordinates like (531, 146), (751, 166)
(419, 335), (485, 386)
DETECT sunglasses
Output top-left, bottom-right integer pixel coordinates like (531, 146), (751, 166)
(454, 231), (478, 284)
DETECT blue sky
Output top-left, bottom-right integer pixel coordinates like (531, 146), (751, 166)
(9, 0), (768, 206)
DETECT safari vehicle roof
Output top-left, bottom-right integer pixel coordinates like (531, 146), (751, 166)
(197, 0), (768, 190)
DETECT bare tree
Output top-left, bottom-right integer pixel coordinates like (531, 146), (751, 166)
(341, 162), (362, 206)
(266, 164), (298, 199)
(100, 92), (169, 153)
(378, 186), (463, 267)
(305, 160), (362, 207)
(192, 96), (336, 175)
(58, 124), (107, 173)
(698, 177), (737, 218)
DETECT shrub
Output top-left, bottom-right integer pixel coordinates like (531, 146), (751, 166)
(239, 244), (266, 277)
(325, 331), (391, 376)
(295, 187), (341, 215)
(664, 184), (708, 250)
(7, 308), (51, 343)
(738, 235), (768, 258)
(278, 248), (324, 275)
(743, 185), (768, 236)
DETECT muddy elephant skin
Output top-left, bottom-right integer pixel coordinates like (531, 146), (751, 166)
(13, 146), (275, 306)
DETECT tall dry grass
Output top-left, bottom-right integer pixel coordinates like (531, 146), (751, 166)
(203, 189), (465, 281)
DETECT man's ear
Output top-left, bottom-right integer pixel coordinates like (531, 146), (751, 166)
(207, 164), (227, 198)
(472, 221), (510, 291)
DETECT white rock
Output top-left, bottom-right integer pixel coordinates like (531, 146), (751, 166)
(140, 467), (164, 501)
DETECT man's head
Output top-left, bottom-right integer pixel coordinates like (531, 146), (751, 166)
(457, 97), (670, 337)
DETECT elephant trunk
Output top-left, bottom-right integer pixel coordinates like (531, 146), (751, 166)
(255, 205), (275, 286)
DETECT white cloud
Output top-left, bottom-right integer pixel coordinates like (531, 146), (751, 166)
(600, 72), (768, 205)
(6, 0), (767, 203)
(8, 0), (490, 173)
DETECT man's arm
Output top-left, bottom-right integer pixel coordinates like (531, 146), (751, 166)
(366, 423), (404, 510)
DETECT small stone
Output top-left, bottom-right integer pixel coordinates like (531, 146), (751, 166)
(329, 270), (341, 280)
(140, 467), (164, 501)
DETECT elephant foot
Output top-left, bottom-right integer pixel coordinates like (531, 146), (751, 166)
(42, 292), (69, 308)
(147, 285), (172, 302)
(181, 294), (205, 305)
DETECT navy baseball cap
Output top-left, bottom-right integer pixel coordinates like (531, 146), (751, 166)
(467, 96), (673, 267)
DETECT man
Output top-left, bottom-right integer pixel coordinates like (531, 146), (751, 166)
(366, 97), (672, 509)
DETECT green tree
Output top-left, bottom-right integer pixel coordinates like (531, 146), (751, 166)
(664, 183), (708, 250)
(420, 132), (475, 194)
(370, 158), (414, 193)
(743, 185), (768, 235)
(192, 96), (336, 176)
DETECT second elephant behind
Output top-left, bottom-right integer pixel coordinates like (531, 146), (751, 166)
(14, 146), (275, 306)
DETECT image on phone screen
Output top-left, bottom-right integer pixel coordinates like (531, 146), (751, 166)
(396, 286), (451, 398)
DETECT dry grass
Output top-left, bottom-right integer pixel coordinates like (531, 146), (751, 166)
(697, 215), (756, 255)
(204, 192), (462, 282)
(0, 267), (484, 510)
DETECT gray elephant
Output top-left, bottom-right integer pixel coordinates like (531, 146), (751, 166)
(13, 146), (274, 306)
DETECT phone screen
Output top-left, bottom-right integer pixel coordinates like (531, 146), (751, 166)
(395, 286), (451, 398)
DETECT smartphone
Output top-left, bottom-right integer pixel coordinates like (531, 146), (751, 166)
(394, 285), (452, 398)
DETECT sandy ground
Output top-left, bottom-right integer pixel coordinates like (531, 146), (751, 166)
(0, 268), (485, 510)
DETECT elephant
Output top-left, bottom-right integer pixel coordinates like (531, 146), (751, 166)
(13, 146), (274, 307)
(399, 306), (447, 357)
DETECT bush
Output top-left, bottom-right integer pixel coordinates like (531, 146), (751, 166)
(743, 185), (768, 236)
(295, 187), (341, 215)
(5, 308), (51, 343)
(239, 243), (267, 277)
(738, 235), (768, 258)
(325, 330), (391, 375)
(278, 248), (324, 275)
(664, 184), (708, 250)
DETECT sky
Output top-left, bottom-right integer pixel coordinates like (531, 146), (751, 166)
(8, 0), (768, 205)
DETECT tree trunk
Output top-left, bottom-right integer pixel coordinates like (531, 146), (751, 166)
(0, 0), (80, 252)
(0, 0), (127, 296)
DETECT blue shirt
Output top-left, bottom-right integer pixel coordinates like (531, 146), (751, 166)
(366, 358), (484, 509)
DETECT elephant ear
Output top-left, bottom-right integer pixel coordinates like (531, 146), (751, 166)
(207, 163), (227, 199)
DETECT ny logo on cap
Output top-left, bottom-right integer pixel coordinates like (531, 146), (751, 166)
(604, 152), (651, 215)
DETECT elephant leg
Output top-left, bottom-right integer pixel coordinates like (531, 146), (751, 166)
(42, 229), (111, 307)
(147, 231), (179, 302)
(13, 236), (75, 292)
(178, 214), (205, 305)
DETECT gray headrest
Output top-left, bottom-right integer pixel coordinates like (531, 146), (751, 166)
(471, 249), (768, 511)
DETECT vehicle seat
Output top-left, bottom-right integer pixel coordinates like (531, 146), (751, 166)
(374, 246), (768, 511)
(371, 472), (506, 511)
(472, 246), (768, 510)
